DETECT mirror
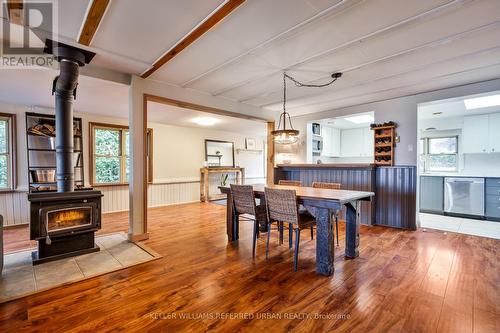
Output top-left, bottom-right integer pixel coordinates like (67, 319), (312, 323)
(205, 140), (235, 167)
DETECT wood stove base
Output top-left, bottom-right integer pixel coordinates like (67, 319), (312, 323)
(31, 231), (100, 265)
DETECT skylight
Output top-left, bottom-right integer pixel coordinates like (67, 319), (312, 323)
(343, 114), (374, 124)
(192, 117), (219, 126)
(463, 94), (500, 110)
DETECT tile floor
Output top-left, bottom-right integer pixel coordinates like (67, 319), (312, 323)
(419, 212), (500, 239)
(0, 233), (158, 302)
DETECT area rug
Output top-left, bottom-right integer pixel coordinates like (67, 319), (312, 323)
(0, 232), (161, 303)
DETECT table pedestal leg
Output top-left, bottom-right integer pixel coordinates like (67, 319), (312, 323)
(226, 192), (238, 241)
(315, 207), (334, 276)
(345, 201), (360, 258)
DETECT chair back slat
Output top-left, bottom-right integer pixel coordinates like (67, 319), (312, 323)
(230, 184), (256, 216)
(264, 188), (299, 225)
(312, 181), (341, 190)
(278, 180), (302, 186)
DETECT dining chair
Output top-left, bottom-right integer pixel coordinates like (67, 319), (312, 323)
(312, 181), (342, 246)
(264, 187), (316, 271)
(230, 184), (268, 256)
(277, 179), (310, 245)
(278, 180), (302, 186)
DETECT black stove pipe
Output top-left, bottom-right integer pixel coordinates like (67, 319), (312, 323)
(46, 41), (95, 192)
(53, 59), (79, 192)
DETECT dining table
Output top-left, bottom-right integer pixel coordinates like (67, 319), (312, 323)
(219, 184), (375, 276)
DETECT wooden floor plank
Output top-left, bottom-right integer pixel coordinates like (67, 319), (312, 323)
(1, 202), (499, 332)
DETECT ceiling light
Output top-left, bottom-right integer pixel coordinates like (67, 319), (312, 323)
(344, 114), (374, 124)
(192, 117), (218, 126)
(463, 94), (500, 110)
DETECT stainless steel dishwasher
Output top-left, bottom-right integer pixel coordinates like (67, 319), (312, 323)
(444, 177), (484, 217)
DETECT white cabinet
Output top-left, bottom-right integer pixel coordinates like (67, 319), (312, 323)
(340, 128), (373, 157)
(362, 127), (374, 156)
(489, 113), (500, 153)
(321, 126), (340, 157)
(341, 129), (363, 157)
(463, 114), (500, 153)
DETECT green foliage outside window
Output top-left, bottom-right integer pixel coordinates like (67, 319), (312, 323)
(93, 124), (150, 184)
(94, 127), (123, 184)
(0, 120), (9, 189)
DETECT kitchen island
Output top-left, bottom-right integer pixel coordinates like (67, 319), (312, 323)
(275, 163), (417, 230)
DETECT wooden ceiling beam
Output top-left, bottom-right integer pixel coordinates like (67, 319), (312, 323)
(141, 0), (245, 79)
(78, 0), (111, 46)
(6, 0), (24, 25)
(144, 94), (269, 123)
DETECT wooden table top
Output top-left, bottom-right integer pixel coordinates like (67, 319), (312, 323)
(220, 184), (374, 204)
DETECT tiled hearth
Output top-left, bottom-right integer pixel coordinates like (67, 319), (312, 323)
(1, 233), (160, 302)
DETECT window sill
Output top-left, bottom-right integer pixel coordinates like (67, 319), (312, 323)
(91, 182), (154, 187)
(0, 189), (27, 194)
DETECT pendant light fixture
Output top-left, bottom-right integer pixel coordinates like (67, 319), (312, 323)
(272, 72), (342, 144)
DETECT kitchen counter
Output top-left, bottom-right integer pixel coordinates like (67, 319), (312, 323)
(274, 163), (418, 230)
(277, 163), (376, 169)
(421, 173), (500, 178)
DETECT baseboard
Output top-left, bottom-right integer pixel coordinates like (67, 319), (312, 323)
(128, 233), (150, 242)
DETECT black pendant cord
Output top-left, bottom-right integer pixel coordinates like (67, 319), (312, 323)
(280, 72), (342, 131)
(284, 72), (341, 88)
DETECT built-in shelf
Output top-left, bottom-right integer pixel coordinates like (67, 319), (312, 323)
(28, 148), (83, 152)
(26, 112), (85, 192)
(236, 149), (263, 154)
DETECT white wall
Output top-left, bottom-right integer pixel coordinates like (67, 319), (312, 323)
(0, 101), (266, 225)
(280, 78), (500, 166)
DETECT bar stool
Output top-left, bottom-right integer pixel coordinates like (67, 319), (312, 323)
(278, 180), (302, 186)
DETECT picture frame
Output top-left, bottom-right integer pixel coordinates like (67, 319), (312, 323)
(245, 138), (256, 150)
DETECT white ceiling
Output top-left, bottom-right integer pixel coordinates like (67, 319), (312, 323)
(0, 67), (265, 134)
(318, 111), (375, 129)
(418, 90), (500, 120)
(2, 0), (500, 119)
(147, 101), (267, 135)
(0, 68), (129, 117)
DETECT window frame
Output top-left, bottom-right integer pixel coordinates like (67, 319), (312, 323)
(420, 135), (459, 173)
(0, 113), (16, 191)
(89, 122), (153, 186)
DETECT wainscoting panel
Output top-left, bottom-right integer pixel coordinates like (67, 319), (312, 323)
(0, 192), (29, 226)
(1, 182), (201, 226)
(97, 181), (201, 214)
(277, 166), (376, 225)
(376, 166), (417, 230)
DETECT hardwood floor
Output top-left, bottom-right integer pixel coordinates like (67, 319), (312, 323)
(1, 202), (499, 332)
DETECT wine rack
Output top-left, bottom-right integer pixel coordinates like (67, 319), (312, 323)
(371, 124), (396, 166)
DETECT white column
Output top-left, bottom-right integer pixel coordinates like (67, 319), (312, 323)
(128, 75), (148, 241)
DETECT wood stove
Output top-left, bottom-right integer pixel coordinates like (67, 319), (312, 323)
(28, 40), (102, 264)
(29, 191), (102, 264)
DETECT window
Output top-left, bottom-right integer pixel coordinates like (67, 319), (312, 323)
(420, 136), (458, 172)
(0, 113), (15, 190)
(90, 123), (152, 185)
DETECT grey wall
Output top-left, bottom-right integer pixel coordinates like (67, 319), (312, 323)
(280, 78), (500, 166)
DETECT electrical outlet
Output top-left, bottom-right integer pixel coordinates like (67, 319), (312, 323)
(408, 144), (413, 152)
